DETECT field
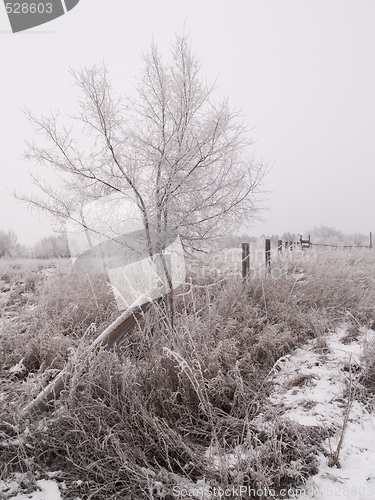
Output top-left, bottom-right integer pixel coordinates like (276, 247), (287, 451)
(1, 248), (375, 499)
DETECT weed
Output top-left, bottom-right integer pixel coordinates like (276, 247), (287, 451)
(360, 337), (375, 394)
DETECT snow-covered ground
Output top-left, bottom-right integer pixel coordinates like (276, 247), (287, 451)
(268, 327), (375, 499)
(0, 478), (62, 500)
(2, 326), (375, 499)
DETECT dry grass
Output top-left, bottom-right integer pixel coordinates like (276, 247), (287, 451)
(1, 248), (375, 498)
(360, 337), (375, 395)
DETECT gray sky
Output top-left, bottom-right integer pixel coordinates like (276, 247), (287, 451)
(1, 1), (375, 245)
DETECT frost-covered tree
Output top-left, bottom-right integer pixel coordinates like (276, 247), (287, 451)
(0, 229), (19, 257)
(19, 35), (266, 254)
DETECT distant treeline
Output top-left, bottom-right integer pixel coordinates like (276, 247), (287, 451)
(215, 232), (301, 249)
(307, 225), (370, 247)
(0, 229), (70, 259)
(0, 224), (371, 258)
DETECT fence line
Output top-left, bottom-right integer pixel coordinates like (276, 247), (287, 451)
(241, 232), (373, 281)
(307, 232), (372, 249)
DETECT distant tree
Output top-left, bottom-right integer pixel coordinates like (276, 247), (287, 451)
(280, 232), (298, 243)
(33, 234), (70, 259)
(215, 233), (257, 249)
(269, 234), (279, 247)
(348, 233), (368, 247)
(0, 229), (20, 257)
(308, 225), (368, 247)
(0, 231), (11, 257)
(309, 226), (344, 246)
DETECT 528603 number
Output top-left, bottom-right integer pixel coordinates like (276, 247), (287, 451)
(5, 3), (53, 14)
(326, 485), (374, 497)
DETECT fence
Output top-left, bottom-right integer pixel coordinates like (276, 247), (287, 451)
(241, 232), (373, 281)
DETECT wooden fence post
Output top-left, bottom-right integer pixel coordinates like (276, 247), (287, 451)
(265, 238), (271, 272)
(278, 240), (282, 255)
(370, 232), (372, 249)
(242, 242), (250, 282)
(300, 234), (311, 250)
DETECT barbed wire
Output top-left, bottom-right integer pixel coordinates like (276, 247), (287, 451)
(310, 243), (370, 249)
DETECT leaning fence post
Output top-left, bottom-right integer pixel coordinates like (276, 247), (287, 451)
(265, 238), (271, 272)
(242, 242), (250, 282)
(21, 298), (153, 418)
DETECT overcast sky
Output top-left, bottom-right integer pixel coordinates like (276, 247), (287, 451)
(1, 1), (375, 246)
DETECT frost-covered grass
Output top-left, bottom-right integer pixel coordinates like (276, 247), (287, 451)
(1, 249), (375, 499)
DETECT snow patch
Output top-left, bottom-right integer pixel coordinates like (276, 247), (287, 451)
(6, 480), (62, 500)
(267, 326), (375, 499)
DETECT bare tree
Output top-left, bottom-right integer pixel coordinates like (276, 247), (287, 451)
(33, 234), (70, 259)
(0, 229), (21, 257)
(19, 35), (266, 255)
